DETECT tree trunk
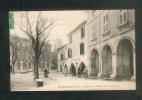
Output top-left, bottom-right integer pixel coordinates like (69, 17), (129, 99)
(34, 54), (39, 79)
(26, 62), (28, 72)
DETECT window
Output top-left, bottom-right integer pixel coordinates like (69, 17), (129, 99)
(103, 13), (110, 34)
(68, 48), (72, 58)
(92, 24), (96, 39)
(60, 54), (64, 60)
(119, 10), (128, 26)
(104, 16), (105, 23)
(80, 43), (84, 55)
(69, 36), (72, 43)
(81, 27), (85, 38)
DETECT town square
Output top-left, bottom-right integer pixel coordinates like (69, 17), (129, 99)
(10, 10), (135, 91)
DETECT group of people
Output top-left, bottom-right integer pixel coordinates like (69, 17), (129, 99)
(43, 66), (88, 79)
(67, 66), (88, 78)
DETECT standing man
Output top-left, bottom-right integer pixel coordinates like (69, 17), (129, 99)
(64, 64), (68, 77)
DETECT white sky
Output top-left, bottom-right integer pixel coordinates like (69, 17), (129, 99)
(10, 11), (88, 45)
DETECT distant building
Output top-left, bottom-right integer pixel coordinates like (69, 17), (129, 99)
(55, 39), (63, 50)
(10, 35), (33, 73)
(57, 44), (68, 72)
(51, 39), (63, 52)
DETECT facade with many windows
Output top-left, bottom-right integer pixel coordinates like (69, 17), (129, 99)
(87, 10), (135, 80)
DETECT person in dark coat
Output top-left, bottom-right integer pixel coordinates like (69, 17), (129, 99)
(64, 65), (68, 77)
(72, 67), (76, 77)
(83, 66), (88, 78)
(77, 67), (81, 77)
(44, 68), (49, 78)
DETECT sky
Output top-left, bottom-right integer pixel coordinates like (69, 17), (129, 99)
(10, 11), (88, 45)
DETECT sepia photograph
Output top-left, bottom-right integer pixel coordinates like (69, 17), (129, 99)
(9, 10), (136, 91)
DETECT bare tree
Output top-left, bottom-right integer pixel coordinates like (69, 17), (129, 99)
(20, 12), (55, 79)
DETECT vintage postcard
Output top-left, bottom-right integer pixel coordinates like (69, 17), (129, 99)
(10, 10), (136, 91)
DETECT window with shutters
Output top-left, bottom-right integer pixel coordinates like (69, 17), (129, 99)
(118, 10), (128, 26)
(81, 27), (85, 38)
(68, 48), (72, 58)
(103, 13), (110, 34)
(80, 43), (84, 55)
(60, 54), (64, 60)
(92, 24), (96, 40)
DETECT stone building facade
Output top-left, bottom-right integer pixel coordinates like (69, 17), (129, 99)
(87, 10), (135, 80)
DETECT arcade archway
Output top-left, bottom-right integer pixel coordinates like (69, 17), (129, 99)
(102, 46), (112, 77)
(117, 39), (133, 79)
(91, 49), (99, 76)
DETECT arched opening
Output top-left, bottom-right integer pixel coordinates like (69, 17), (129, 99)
(102, 46), (112, 77)
(117, 39), (133, 79)
(78, 62), (86, 77)
(91, 49), (99, 76)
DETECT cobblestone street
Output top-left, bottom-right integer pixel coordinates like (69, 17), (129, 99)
(10, 71), (135, 91)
